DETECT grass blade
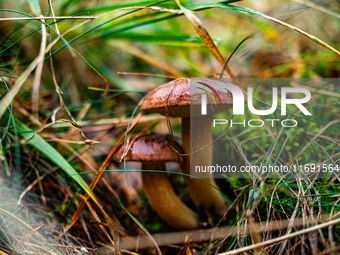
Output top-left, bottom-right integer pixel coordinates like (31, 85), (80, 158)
(0, 9), (75, 56)
(215, 3), (340, 57)
(16, 123), (95, 201)
(27, 0), (41, 16)
(173, 0), (236, 78)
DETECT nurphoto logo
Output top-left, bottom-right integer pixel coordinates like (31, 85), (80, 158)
(198, 80), (312, 128)
(199, 82), (311, 116)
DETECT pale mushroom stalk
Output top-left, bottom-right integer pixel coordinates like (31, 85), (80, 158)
(182, 116), (227, 216)
(115, 134), (199, 230)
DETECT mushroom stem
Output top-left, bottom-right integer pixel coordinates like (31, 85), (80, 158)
(182, 117), (228, 216)
(141, 162), (200, 229)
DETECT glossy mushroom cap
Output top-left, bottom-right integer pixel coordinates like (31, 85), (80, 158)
(115, 134), (183, 163)
(140, 78), (235, 117)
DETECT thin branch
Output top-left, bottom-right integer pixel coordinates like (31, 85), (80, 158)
(217, 217), (340, 255)
(0, 16), (97, 21)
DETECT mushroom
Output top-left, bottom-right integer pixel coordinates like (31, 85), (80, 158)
(140, 78), (236, 216)
(115, 134), (199, 229)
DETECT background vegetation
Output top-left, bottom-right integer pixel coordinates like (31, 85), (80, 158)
(0, 0), (339, 254)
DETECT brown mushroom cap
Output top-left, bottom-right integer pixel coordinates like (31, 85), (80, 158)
(115, 134), (183, 163)
(140, 78), (235, 117)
